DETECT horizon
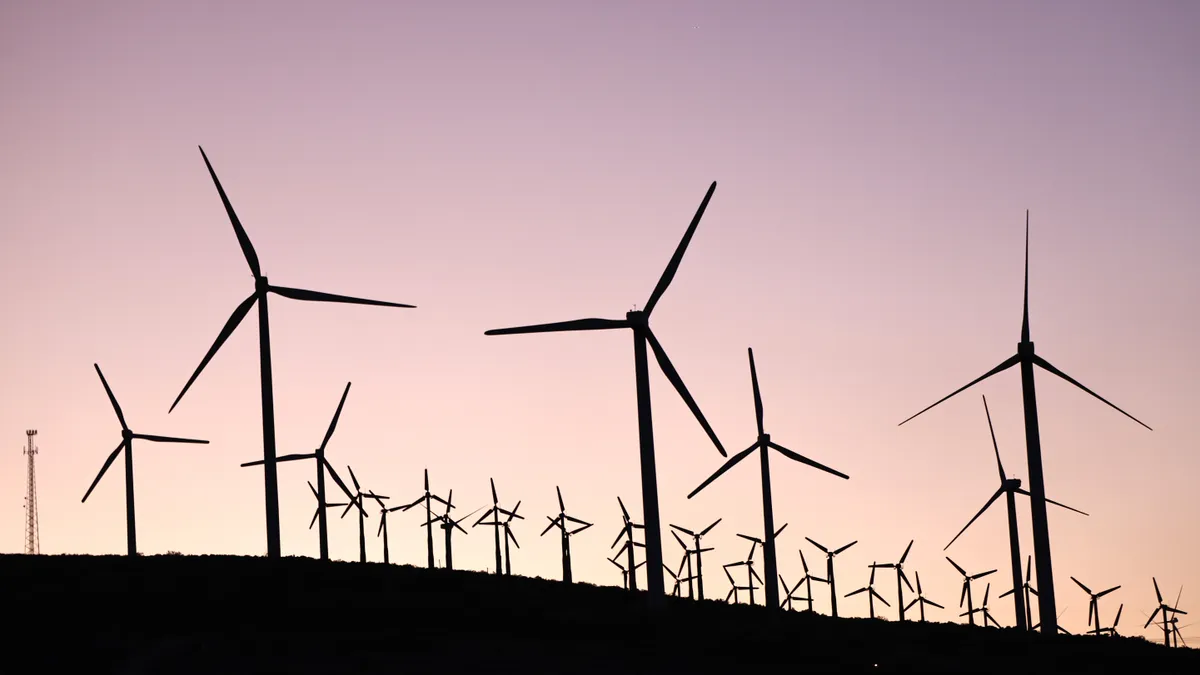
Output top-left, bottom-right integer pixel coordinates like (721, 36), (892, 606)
(2, 1), (1197, 643)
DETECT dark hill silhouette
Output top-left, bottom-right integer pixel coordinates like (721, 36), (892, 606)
(3, 554), (1195, 674)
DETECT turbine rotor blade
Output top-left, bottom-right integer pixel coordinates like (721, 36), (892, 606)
(645, 329), (726, 457)
(982, 394), (1005, 481)
(898, 355), (1020, 427)
(485, 317), (629, 336)
(946, 557), (967, 578)
(320, 382), (352, 452)
(169, 293), (258, 413)
(93, 364), (128, 430)
(767, 441), (849, 480)
(132, 434), (209, 444)
(832, 540), (857, 555)
(643, 181), (716, 315)
(198, 146), (261, 278)
(900, 539), (914, 564)
(747, 347), (764, 436)
(1071, 577), (1092, 595)
(700, 518), (722, 535)
(945, 487), (1006, 551)
(1032, 355), (1152, 431)
(270, 285), (415, 309)
(82, 441), (125, 503)
(687, 442), (758, 499)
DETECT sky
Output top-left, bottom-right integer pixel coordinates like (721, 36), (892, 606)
(2, 0), (1198, 641)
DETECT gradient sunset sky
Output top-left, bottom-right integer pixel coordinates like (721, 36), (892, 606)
(2, 0), (1198, 640)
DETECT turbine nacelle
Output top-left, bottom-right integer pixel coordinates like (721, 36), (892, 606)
(121, 429), (133, 441)
(256, 275), (270, 293)
(1003, 478), (1022, 491)
(625, 310), (648, 328)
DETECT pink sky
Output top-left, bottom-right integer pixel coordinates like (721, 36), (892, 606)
(2, 0), (1198, 639)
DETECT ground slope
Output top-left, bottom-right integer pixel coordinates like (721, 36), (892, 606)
(2, 554), (1194, 674)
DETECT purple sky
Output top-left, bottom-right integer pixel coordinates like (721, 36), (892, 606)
(2, 1), (1198, 638)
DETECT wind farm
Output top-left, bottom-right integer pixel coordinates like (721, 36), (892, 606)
(5, 2), (1199, 672)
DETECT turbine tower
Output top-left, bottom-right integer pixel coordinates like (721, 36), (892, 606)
(24, 429), (39, 555)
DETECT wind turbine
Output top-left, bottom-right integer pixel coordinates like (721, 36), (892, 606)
(871, 540), (914, 621)
(846, 562), (891, 619)
(947, 557), (996, 626)
(664, 555), (690, 597)
(612, 496), (645, 591)
(904, 571), (944, 622)
(805, 537), (856, 617)
(609, 555), (646, 590)
(1071, 576), (1120, 636)
(169, 147), (415, 559)
(724, 561), (758, 605)
(998, 555), (1038, 631)
(780, 575), (808, 611)
(961, 583), (1001, 628)
(339, 465), (387, 563)
(726, 533), (767, 606)
(430, 496), (480, 571)
(540, 486), (592, 583)
(945, 395), (1088, 631)
(376, 501), (406, 564)
(1102, 605), (1124, 637)
(898, 211), (1151, 633)
(82, 364), (209, 556)
(474, 479), (524, 575)
(400, 469), (451, 569)
(485, 182), (728, 600)
(306, 481), (348, 536)
(239, 381), (357, 561)
(668, 519), (720, 600)
(688, 348), (849, 610)
(1145, 578), (1187, 646)
(793, 549), (828, 613)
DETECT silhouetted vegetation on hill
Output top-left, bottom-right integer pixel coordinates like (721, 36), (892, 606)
(3, 554), (1195, 674)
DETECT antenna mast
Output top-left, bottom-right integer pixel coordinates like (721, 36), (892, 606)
(23, 429), (40, 554)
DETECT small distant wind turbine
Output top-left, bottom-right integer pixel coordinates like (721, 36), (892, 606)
(947, 557), (996, 626)
(339, 465), (387, 563)
(376, 501), (406, 564)
(474, 478), (524, 575)
(960, 583), (1001, 628)
(805, 537), (857, 618)
(793, 549), (828, 613)
(871, 540), (915, 621)
(82, 364), (209, 557)
(1071, 576), (1120, 636)
(669, 519), (720, 600)
(609, 555), (646, 590)
(1145, 578), (1188, 646)
(998, 555), (1038, 631)
(540, 486), (592, 583)
(170, 147), (414, 559)
(612, 496), (645, 591)
(726, 532), (772, 606)
(485, 182), (728, 601)
(689, 348), (849, 610)
(779, 575), (809, 611)
(400, 469), (451, 569)
(428, 495), (479, 571)
(899, 211), (1151, 633)
(904, 571), (944, 622)
(846, 562), (891, 619)
(306, 480), (347, 533)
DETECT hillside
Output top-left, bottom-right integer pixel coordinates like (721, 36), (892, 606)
(3, 554), (1194, 674)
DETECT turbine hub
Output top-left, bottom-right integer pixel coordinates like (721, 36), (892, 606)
(121, 429), (133, 440)
(1017, 340), (1035, 356)
(256, 275), (270, 293)
(760, 433), (770, 444)
(626, 310), (648, 327)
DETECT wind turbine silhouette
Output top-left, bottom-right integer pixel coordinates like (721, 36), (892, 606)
(169, 147), (414, 559)
(998, 555), (1038, 631)
(307, 481), (348, 537)
(905, 571), (944, 622)
(726, 532), (771, 606)
(430, 497), (479, 571)
(474, 479), (524, 576)
(793, 549), (828, 613)
(400, 469), (451, 569)
(805, 537), (856, 618)
(1071, 576), (1120, 636)
(669, 519), (720, 600)
(82, 364), (209, 557)
(961, 583), (1001, 627)
(376, 500), (406, 564)
(779, 574), (809, 611)
(609, 555), (645, 590)
(1145, 578), (1187, 646)
(612, 496), (645, 591)
(239, 381), (357, 561)
(947, 557), (996, 626)
(339, 466), (386, 563)
(898, 211), (1152, 632)
(540, 487), (592, 583)
(689, 348), (849, 610)
(945, 395), (1088, 630)
(485, 182), (728, 601)
(871, 540), (914, 621)
(846, 562), (891, 619)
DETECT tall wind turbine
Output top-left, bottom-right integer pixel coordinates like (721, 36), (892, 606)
(400, 469), (451, 569)
(169, 147), (415, 559)
(239, 381), (357, 561)
(82, 364), (209, 556)
(431, 499), (480, 571)
(845, 563), (890, 620)
(612, 496), (645, 591)
(689, 348), (849, 610)
(905, 571), (944, 622)
(898, 211), (1151, 632)
(340, 465), (386, 563)
(805, 537), (856, 618)
(669, 519), (720, 600)
(947, 557), (996, 626)
(871, 540), (914, 621)
(998, 555), (1038, 630)
(485, 182), (728, 600)
(794, 549), (828, 613)
(945, 395), (1088, 630)
(474, 480), (524, 575)
(1071, 576), (1120, 636)
(540, 486), (592, 583)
